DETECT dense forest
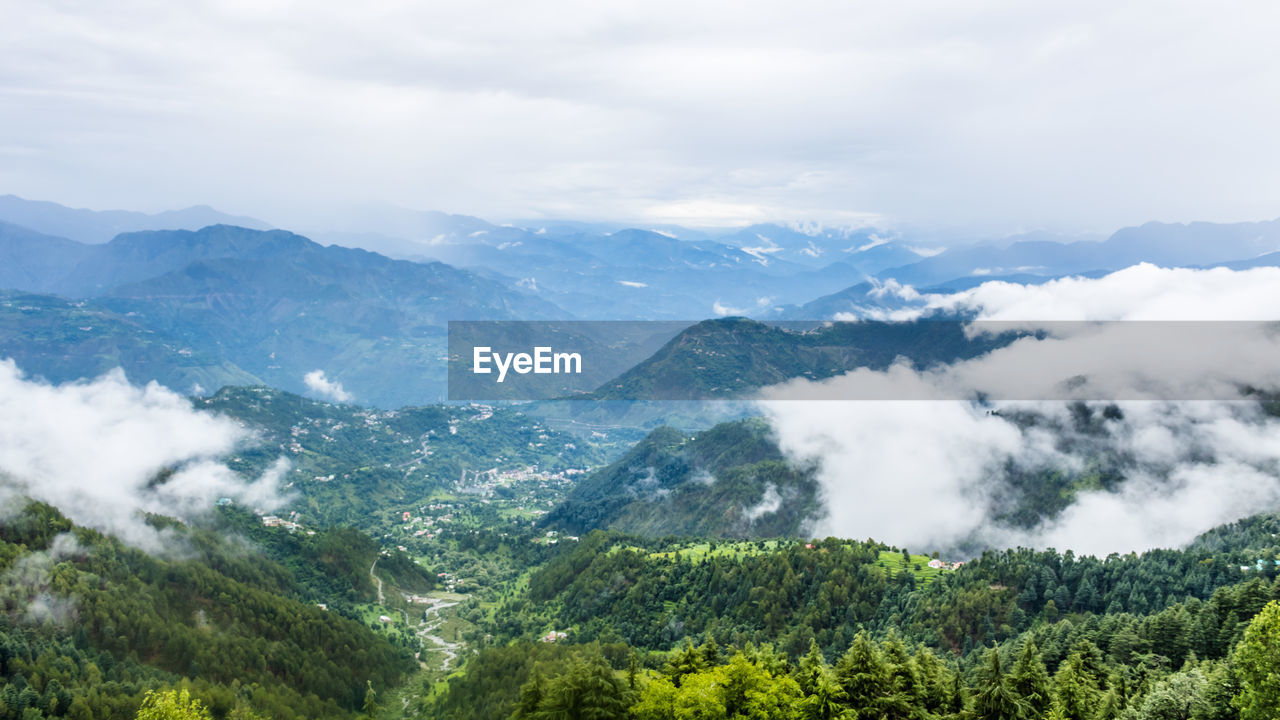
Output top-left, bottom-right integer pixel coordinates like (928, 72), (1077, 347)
(426, 527), (1280, 720)
(540, 419), (821, 538)
(0, 502), (425, 720)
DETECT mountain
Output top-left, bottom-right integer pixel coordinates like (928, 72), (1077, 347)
(714, 223), (927, 272)
(780, 272), (1118, 320)
(876, 235), (1113, 287)
(538, 401), (1145, 544)
(0, 194), (271, 244)
(0, 224), (565, 405)
(590, 317), (1016, 400)
(311, 214), (878, 319)
(877, 220), (1280, 288)
(1215, 249), (1280, 271)
(540, 419), (820, 538)
(0, 221), (87, 292)
(400, 226), (870, 320)
(0, 290), (261, 392)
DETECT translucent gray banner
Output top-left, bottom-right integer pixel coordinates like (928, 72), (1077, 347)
(447, 319), (1280, 401)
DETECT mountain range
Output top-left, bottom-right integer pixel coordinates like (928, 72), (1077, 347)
(0, 221), (560, 404)
(6, 194), (1280, 407)
(0, 193), (271, 243)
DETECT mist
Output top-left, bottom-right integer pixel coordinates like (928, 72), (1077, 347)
(0, 360), (291, 552)
(761, 265), (1280, 557)
(0, 533), (84, 626)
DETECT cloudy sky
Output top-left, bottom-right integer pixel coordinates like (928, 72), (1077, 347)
(2, 1), (1278, 233)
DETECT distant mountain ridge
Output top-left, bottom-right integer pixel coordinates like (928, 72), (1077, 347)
(0, 223), (563, 405)
(874, 218), (1280, 288)
(305, 211), (930, 319)
(0, 193), (271, 243)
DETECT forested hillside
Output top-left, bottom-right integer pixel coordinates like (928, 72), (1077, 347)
(425, 524), (1280, 720)
(590, 318), (1019, 400)
(0, 502), (427, 720)
(540, 419), (820, 538)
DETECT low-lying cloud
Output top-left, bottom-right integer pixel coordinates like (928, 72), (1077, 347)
(742, 483), (783, 523)
(0, 360), (290, 551)
(304, 369), (353, 403)
(854, 263), (1280, 322)
(764, 265), (1280, 556)
(0, 533), (84, 626)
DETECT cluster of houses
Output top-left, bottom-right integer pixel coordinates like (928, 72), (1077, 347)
(261, 511), (308, 533)
(398, 504), (458, 541)
(455, 463), (585, 499)
(536, 530), (579, 546)
(927, 559), (965, 570)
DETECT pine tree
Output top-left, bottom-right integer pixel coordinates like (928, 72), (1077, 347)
(972, 647), (1024, 720)
(835, 631), (891, 717)
(511, 670), (546, 720)
(538, 654), (631, 720)
(881, 634), (924, 720)
(1052, 651), (1101, 720)
(801, 672), (852, 720)
(664, 638), (707, 686)
(700, 637), (721, 666)
(1008, 640), (1052, 718)
(1231, 600), (1280, 720)
(797, 639), (828, 696)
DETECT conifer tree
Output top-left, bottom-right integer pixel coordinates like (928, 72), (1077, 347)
(1231, 600), (1280, 720)
(972, 647), (1024, 720)
(835, 631), (890, 717)
(1008, 640), (1052, 718)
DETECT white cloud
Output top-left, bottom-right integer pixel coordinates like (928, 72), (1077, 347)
(713, 300), (750, 316)
(858, 263), (1280, 323)
(762, 395), (1280, 556)
(763, 400), (1025, 549)
(617, 280), (648, 288)
(303, 369), (353, 403)
(0, 361), (290, 551)
(852, 237), (889, 253)
(923, 264), (1280, 321)
(742, 483), (783, 522)
(760, 265), (1280, 556)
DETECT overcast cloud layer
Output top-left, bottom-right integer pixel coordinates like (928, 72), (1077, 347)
(2, 2), (1279, 232)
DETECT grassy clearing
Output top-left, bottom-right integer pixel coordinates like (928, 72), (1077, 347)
(876, 550), (951, 585)
(621, 539), (784, 561)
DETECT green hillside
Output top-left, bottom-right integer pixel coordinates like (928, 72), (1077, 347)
(590, 317), (1019, 400)
(425, 522), (1280, 720)
(539, 419), (820, 539)
(0, 502), (425, 720)
(0, 291), (261, 392)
